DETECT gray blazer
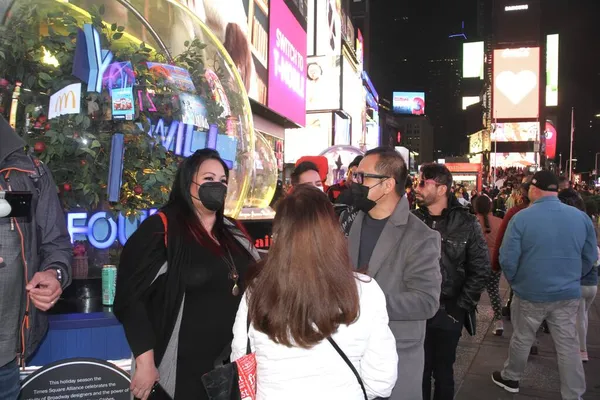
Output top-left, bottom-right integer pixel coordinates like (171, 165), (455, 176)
(349, 197), (442, 400)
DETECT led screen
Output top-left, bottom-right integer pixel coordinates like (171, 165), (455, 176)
(493, 47), (540, 119)
(491, 152), (536, 168)
(546, 34), (559, 107)
(545, 120), (557, 159)
(307, 55), (341, 111)
(267, 0), (307, 126)
(341, 55), (365, 148)
(284, 127), (330, 164)
(463, 41), (484, 79)
(392, 92), (425, 115)
(494, 0), (541, 45)
(491, 122), (539, 142)
(315, 0), (342, 56)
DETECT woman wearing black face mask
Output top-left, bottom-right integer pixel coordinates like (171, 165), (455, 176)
(114, 149), (260, 400)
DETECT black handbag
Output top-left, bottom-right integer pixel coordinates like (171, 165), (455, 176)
(328, 337), (367, 400)
(202, 316), (253, 400)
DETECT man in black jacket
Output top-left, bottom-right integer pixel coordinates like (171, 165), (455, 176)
(413, 163), (489, 400)
(0, 116), (71, 399)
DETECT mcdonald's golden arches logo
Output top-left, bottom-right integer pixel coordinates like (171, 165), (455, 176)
(49, 83), (82, 120)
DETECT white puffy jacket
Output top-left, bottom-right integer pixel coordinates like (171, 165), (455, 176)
(231, 275), (398, 400)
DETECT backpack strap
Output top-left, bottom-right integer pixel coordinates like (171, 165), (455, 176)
(27, 153), (45, 195)
(156, 211), (168, 247)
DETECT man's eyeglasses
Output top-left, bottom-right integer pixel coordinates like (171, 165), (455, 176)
(353, 172), (389, 185)
(419, 179), (438, 187)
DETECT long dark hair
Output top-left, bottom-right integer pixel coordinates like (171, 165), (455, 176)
(165, 149), (242, 254)
(474, 194), (493, 233)
(247, 185), (360, 349)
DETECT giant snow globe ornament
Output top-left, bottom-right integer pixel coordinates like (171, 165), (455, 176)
(0, 0), (254, 264)
(320, 145), (364, 186)
(239, 131), (278, 220)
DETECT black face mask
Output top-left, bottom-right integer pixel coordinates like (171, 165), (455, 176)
(197, 182), (227, 212)
(349, 182), (380, 212)
(349, 179), (404, 213)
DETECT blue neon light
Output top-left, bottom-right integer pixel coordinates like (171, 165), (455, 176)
(139, 119), (236, 166)
(107, 134), (125, 202)
(72, 24), (114, 93)
(68, 210), (158, 249)
(361, 71), (379, 101)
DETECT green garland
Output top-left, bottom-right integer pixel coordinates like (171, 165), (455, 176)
(0, 1), (245, 224)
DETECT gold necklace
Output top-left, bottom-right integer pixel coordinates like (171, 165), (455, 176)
(221, 248), (240, 296)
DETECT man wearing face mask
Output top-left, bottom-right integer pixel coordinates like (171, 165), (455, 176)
(327, 156), (363, 204)
(413, 163), (489, 400)
(346, 147), (442, 400)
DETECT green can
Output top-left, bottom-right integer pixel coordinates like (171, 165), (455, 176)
(102, 265), (117, 306)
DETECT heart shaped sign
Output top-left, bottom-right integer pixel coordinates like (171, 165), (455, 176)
(495, 70), (537, 105)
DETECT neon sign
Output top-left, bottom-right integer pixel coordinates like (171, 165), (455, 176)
(68, 210), (157, 249)
(137, 90), (157, 112)
(72, 24), (114, 93)
(139, 120), (237, 167)
(67, 210), (273, 250)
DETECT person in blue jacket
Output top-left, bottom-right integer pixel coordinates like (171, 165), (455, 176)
(491, 170), (597, 399)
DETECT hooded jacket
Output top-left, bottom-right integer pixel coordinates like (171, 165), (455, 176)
(412, 195), (490, 311)
(0, 116), (72, 362)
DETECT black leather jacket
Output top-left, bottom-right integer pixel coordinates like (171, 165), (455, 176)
(413, 196), (490, 311)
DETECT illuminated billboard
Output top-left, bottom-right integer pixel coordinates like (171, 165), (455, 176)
(307, 55), (341, 111)
(546, 34), (559, 107)
(284, 127), (330, 164)
(462, 96), (480, 110)
(491, 122), (539, 142)
(545, 120), (557, 159)
(491, 152), (536, 167)
(316, 0), (342, 56)
(178, 0), (269, 105)
(341, 54), (365, 148)
(392, 92), (425, 115)
(268, 0), (307, 126)
(463, 41), (484, 79)
(493, 47), (540, 119)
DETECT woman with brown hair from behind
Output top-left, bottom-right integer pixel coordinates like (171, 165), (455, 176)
(231, 185), (398, 399)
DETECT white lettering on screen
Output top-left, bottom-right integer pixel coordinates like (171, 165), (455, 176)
(505, 4), (528, 11)
(501, 48), (531, 58)
(274, 29), (305, 99)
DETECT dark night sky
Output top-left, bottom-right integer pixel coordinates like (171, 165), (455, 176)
(369, 0), (600, 172)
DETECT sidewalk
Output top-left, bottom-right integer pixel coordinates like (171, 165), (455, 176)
(453, 278), (600, 399)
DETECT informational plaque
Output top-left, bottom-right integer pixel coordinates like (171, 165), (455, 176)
(20, 358), (130, 400)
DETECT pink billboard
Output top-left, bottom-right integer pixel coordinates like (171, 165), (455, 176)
(267, 0), (307, 126)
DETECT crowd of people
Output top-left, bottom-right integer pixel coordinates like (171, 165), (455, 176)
(0, 108), (597, 400)
(284, 154), (598, 400)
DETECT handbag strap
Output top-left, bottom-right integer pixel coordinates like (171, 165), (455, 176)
(327, 337), (367, 400)
(246, 312), (252, 355)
